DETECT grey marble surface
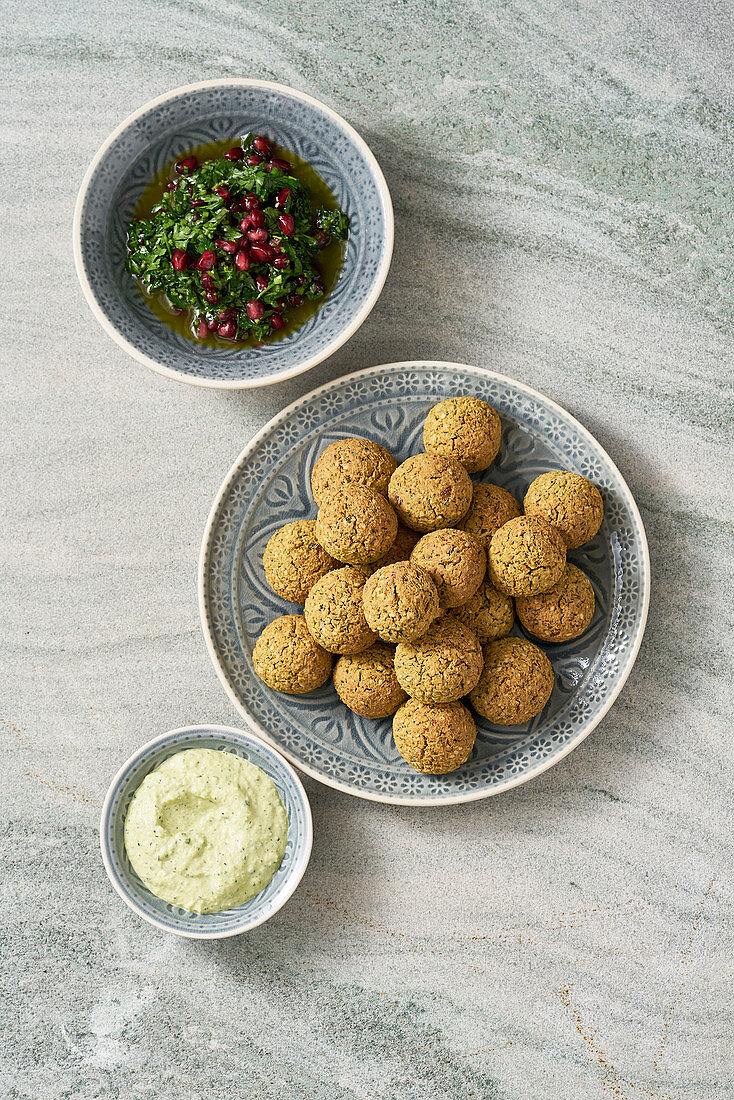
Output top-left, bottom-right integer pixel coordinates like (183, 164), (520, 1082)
(1, 1), (732, 1097)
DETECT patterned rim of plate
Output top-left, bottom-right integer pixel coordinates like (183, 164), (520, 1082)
(199, 362), (650, 805)
(99, 724), (313, 937)
(72, 79), (394, 389)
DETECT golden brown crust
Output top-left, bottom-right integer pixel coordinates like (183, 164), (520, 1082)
(388, 453), (472, 533)
(392, 699), (477, 774)
(394, 617), (484, 703)
(515, 564), (595, 642)
(263, 520), (337, 604)
(469, 637), (554, 725)
(488, 515), (566, 597)
(423, 397), (502, 473)
(315, 484), (398, 565)
(252, 615), (333, 694)
(458, 483), (522, 549)
(523, 470), (603, 549)
(410, 529), (486, 609)
(453, 578), (515, 644)
(304, 567), (377, 654)
(334, 643), (408, 718)
(311, 437), (397, 505)
(362, 563), (440, 644)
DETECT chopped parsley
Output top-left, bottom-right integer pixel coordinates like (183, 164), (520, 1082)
(126, 133), (348, 344)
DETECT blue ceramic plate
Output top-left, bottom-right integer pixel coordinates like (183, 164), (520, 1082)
(199, 362), (650, 805)
(73, 80), (393, 388)
(100, 725), (312, 937)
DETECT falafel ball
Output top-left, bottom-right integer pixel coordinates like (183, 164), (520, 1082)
(453, 578), (515, 644)
(388, 453), (472, 533)
(523, 470), (603, 548)
(469, 637), (554, 725)
(394, 617), (484, 704)
(315, 484), (398, 565)
(311, 437), (397, 506)
(334, 643), (408, 718)
(392, 699), (477, 774)
(362, 562), (441, 644)
(304, 566), (377, 654)
(410, 528), (486, 609)
(423, 396), (502, 473)
(458, 483), (522, 550)
(515, 563), (595, 643)
(252, 615), (333, 695)
(263, 520), (337, 604)
(488, 515), (566, 597)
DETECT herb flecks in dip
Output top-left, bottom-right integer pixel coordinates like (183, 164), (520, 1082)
(124, 747), (288, 914)
(126, 133), (348, 345)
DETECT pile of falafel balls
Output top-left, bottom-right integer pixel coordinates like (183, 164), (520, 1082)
(252, 396), (604, 775)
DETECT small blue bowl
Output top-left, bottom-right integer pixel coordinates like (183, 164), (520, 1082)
(100, 724), (313, 938)
(74, 79), (393, 388)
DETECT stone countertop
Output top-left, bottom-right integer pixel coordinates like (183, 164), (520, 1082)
(2, 1), (732, 1097)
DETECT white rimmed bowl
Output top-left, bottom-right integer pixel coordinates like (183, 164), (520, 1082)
(100, 724), (312, 937)
(74, 80), (393, 388)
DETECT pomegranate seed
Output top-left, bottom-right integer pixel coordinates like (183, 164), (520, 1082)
(252, 135), (272, 156)
(267, 158), (291, 172)
(171, 249), (190, 271)
(246, 153), (263, 166)
(234, 249), (251, 271)
(255, 273), (269, 292)
(165, 180), (177, 192)
(249, 209), (264, 228)
(249, 244), (273, 263)
(200, 272), (215, 289)
(288, 293), (303, 307)
(296, 274), (307, 285)
(218, 319), (237, 338)
(274, 188), (291, 209)
(170, 306), (185, 315)
(311, 278), (325, 295)
(270, 313), (285, 330)
(224, 147), (244, 161)
(205, 288), (219, 304)
(214, 239), (237, 254)
(206, 317), (219, 332)
(314, 230), (330, 248)
(278, 212), (295, 237)
(246, 300), (265, 321)
(247, 227), (269, 244)
(214, 185), (230, 201)
(236, 235), (249, 248)
(272, 255), (289, 269)
(240, 215), (253, 232)
(175, 155), (198, 174)
(190, 199), (205, 208)
(217, 307), (237, 322)
(272, 299), (285, 312)
(195, 250), (217, 271)
(196, 318), (209, 339)
(243, 193), (260, 211)
(230, 198), (244, 213)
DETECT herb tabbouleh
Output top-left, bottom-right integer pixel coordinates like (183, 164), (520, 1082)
(126, 133), (349, 345)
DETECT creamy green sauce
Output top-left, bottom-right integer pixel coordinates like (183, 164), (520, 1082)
(124, 748), (288, 914)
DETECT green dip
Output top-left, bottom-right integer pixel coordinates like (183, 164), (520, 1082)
(124, 748), (288, 914)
